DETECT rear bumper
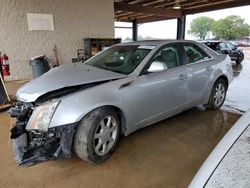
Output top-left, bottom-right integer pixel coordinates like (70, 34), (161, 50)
(11, 120), (77, 166)
(230, 53), (244, 62)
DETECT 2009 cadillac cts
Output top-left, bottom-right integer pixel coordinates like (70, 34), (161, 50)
(8, 40), (233, 166)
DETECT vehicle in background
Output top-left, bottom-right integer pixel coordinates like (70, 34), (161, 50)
(8, 40), (233, 166)
(201, 41), (244, 64)
(238, 41), (250, 47)
(228, 40), (239, 47)
(189, 110), (250, 188)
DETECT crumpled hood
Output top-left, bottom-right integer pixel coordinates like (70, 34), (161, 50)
(17, 63), (126, 102)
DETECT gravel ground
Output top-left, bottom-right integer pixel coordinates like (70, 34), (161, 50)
(206, 123), (250, 188)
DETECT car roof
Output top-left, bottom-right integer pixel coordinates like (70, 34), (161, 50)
(201, 40), (226, 43)
(115, 40), (219, 57)
(116, 40), (200, 46)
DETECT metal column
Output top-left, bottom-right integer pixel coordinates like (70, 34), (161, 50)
(176, 15), (186, 40)
(132, 19), (138, 41)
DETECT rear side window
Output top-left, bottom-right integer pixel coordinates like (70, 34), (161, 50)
(184, 43), (211, 64)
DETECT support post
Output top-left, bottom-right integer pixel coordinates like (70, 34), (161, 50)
(132, 19), (138, 41)
(176, 15), (186, 40)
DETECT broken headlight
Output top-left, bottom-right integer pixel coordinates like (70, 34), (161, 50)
(27, 100), (60, 131)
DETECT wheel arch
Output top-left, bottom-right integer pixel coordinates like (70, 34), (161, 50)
(216, 75), (229, 89)
(205, 74), (228, 110)
(78, 105), (127, 136)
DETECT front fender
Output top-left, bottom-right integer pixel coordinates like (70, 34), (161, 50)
(48, 79), (131, 129)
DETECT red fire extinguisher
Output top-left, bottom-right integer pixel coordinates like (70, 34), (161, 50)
(1, 54), (10, 76)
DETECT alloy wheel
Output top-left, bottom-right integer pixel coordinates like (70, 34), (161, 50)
(93, 116), (118, 156)
(213, 83), (226, 107)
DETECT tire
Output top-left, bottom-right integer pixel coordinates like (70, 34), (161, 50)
(236, 59), (242, 64)
(206, 79), (227, 110)
(74, 107), (120, 164)
(236, 53), (244, 64)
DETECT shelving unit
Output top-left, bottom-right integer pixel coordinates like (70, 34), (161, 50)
(84, 38), (121, 58)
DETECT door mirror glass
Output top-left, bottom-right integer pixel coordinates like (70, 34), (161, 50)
(147, 61), (168, 73)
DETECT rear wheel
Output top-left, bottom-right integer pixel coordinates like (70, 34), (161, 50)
(206, 79), (227, 110)
(74, 107), (120, 164)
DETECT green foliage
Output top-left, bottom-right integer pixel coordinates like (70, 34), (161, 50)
(188, 16), (215, 40)
(212, 15), (250, 40)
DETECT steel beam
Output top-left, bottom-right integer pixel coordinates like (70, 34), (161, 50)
(176, 15), (186, 40)
(132, 19), (138, 41)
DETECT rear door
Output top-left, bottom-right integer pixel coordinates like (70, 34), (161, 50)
(182, 42), (214, 104)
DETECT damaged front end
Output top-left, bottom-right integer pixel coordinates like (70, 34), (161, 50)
(8, 80), (116, 166)
(8, 101), (77, 166)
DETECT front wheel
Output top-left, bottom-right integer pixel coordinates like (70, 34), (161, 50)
(74, 107), (120, 164)
(205, 79), (227, 110)
(236, 53), (244, 64)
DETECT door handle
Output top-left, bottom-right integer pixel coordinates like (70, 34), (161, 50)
(206, 66), (212, 71)
(178, 74), (188, 80)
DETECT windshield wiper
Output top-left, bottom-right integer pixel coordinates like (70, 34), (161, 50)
(95, 64), (111, 71)
(95, 64), (127, 75)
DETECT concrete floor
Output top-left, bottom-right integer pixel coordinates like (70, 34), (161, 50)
(1, 50), (250, 188)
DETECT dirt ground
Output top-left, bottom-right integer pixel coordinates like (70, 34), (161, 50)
(0, 107), (240, 188)
(1, 50), (250, 188)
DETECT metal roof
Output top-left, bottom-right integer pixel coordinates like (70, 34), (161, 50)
(114, 0), (250, 23)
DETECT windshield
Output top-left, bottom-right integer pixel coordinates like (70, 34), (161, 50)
(85, 45), (152, 75)
(226, 42), (236, 49)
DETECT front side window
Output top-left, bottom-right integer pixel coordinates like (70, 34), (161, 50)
(150, 44), (180, 69)
(184, 43), (210, 64)
(86, 45), (152, 75)
(226, 42), (235, 49)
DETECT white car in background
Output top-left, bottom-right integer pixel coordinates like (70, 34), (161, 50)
(189, 110), (250, 188)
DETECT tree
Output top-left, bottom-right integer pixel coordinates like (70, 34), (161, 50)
(188, 16), (214, 40)
(212, 15), (250, 40)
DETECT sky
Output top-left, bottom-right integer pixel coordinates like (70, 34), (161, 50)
(115, 5), (250, 40)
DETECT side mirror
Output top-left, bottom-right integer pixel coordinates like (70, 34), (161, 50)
(147, 61), (168, 73)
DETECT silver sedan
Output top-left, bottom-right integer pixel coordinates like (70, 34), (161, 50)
(8, 40), (233, 165)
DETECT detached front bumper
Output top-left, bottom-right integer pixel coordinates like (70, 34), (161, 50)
(8, 103), (78, 166)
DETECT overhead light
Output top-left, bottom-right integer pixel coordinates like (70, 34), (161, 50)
(173, 0), (181, 9)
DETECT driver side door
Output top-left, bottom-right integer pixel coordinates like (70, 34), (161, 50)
(124, 43), (189, 129)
